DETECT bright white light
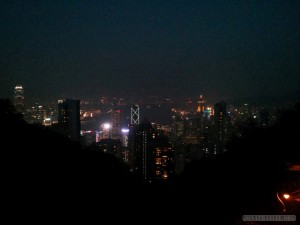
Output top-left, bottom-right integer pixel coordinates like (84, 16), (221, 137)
(103, 123), (111, 129)
(121, 128), (129, 133)
(283, 194), (290, 199)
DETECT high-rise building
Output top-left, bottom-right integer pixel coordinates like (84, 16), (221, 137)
(133, 118), (156, 182)
(121, 128), (129, 147)
(196, 95), (205, 144)
(171, 115), (184, 143)
(100, 123), (112, 140)
(57, 99), (81, 142)
(182, 95), (206, 144)
(127, 104), (140, 170)
(30, 102), (44, 124)
(183, 117), (199, 144)
(131, 104), (139, 125)
(13, 85), (25, 115)
(197, 95), (205, 114)
(214, 101), (227, 154)
(81, 130), (95, 147)
(153, 133), (174, 180)
(111, 109), (121, 139)
(133, 118), (174, 182)
(121, 128), (130, 163)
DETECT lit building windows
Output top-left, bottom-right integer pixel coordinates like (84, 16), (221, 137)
(162, 171), (168, 179)
(162, 156), (168, 166)
(156, 158), (162, 164)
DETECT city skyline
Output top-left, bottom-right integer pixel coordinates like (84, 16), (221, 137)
(1, 1), (300, 103)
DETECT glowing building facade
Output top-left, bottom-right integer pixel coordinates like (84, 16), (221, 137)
(112, 109), (121, 139)
(13, 85), (25, 114)
(133, 118), (174, 182)
(131, 104), (139, 125)
(213, 101), (227, 154)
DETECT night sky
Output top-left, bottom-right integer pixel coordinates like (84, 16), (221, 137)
(1, 0), (300, 103)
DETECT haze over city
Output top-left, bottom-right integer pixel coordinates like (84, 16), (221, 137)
(1, 0), (300, 103)
(1, 1), (300, 224)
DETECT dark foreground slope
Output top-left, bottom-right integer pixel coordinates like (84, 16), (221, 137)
(1, 99), (299, 224)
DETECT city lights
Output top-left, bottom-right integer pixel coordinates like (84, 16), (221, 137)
(103, 123), (111, 130)
(121, 128), (129, 133)
(283, 194), (290, 199)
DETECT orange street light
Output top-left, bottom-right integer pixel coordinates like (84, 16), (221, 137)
(277, 190), (300, 213)
(283, 194), (290, 200)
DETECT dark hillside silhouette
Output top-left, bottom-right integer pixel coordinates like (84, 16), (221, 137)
(1, 99), (299, 223)
(174, 102), (300, 224)
(1, 99), (137, 218)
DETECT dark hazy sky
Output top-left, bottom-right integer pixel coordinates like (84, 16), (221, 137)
(1, 0), (300, 102)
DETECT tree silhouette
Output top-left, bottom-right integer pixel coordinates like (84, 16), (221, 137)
(1, 98), (138, 218)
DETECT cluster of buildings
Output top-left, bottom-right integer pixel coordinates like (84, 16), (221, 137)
(12, 85), (279, 182)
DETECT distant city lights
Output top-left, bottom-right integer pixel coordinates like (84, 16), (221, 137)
(121, 128), (129, 133)
(103, 123), (111, 129)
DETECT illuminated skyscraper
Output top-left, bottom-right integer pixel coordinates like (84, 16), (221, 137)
(133, 118), (174, 182)
(197, 95), (205, 114)
(133, 118), (155, 182)
(131, 104), (139, 125)
(128, 104), (140, 169)
(100, 123), (111, 140)
(112, 109), (121, 139)
(121, 128), (129, 147)
(196, 94), (205, 144)
(214, 101), (227, 154)
(153, 133), (174, 181)
(57, 99), (81, 142)
(13, 85), (25, 114)
(31, 102), (44, 124)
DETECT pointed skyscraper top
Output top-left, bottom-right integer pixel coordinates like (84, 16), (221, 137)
(197, 94), (205, 113)
(198, 94), (205, 104)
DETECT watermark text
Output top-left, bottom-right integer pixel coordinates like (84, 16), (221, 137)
(242, 215), (296, 222)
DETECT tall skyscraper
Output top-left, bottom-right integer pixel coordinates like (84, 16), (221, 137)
(214, 101), (227, 154)
(133, 118), (174, 182)
(13, 85), (25, 115)
(196, 94), (205, 144)
(128, 104), (140, 169)
(57, 99), (80, 142)
(197, 94), (205, 114)
(153, 133), (174, 180)
(31, 102), (44, 124)
(131, 104), (139, 125)
(111, 109), (121, 139)
(133, 118), (155, 182)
